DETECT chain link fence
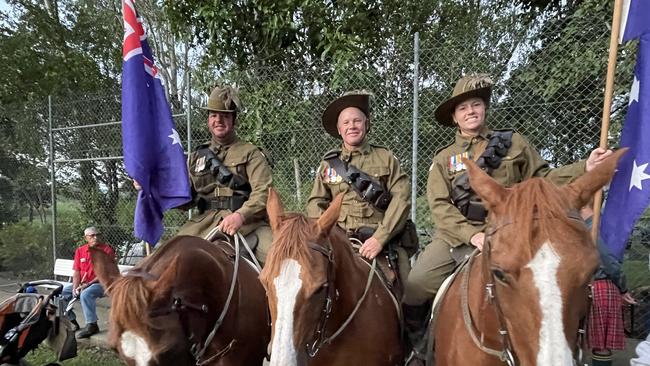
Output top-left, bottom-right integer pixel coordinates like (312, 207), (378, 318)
(2, 6), (649, 339)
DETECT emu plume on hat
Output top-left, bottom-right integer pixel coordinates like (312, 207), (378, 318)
(322, 90), (373, 138)
(434, 74), (493, 127)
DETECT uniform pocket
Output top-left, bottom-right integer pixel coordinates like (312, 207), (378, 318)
(364, 166), (390, 180)
(494, 150), (523, 185)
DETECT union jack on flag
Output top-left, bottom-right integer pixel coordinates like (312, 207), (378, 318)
(121, 0), (191, 245)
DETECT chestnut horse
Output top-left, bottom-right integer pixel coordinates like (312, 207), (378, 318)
(433, 149), (626, 366)
(91, 235), (269, 366)
(259, 189), (403, 366)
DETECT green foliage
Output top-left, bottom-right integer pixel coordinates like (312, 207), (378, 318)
(0, 222), (52, 278)
(623, 260), (650, 291)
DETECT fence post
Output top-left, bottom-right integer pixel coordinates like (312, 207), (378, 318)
(411, 32), (420, 222)
(186, 69), (192, 220)
(48, 95), (57, 267)
(293, 158), (302, 203)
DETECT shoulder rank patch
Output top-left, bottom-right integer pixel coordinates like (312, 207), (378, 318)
(322, 166), (343, 184)
(448, 152), (471, 173)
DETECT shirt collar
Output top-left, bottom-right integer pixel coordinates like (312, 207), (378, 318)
(211, 134), (239, 150)
(454, 126), (491, 145)
(340, 139), (371, 161)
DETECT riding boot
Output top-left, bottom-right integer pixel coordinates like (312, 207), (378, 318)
(403, 302), (431, 366)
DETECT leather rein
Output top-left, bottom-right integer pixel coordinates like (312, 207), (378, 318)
(460, 213), (589, 366)
(305, 239), (377, 358)
(128, 231), (261, 366)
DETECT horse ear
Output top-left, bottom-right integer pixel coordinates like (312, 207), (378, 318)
(317, 193), (343, 235)
(563, 148), (627, 209)
(463, 157), (507, 211)
(90, 247), (121, 291)
(267, 187), (285, 233)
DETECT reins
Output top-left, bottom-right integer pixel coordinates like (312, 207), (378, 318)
(305, 238), (377, 357)
(460, 213), (590, 366)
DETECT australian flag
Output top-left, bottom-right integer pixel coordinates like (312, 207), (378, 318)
(600, 0), (650, 260)
(121, 0), (191, 245)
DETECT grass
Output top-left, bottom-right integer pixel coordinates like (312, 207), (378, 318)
(24, 345), (123, 366)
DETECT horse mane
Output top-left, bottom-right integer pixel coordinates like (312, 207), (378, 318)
(107, 276), (157, 345)
(498, 177), (588, 256)
(260, 213), (317, 285)
(106, 236), (197, 353)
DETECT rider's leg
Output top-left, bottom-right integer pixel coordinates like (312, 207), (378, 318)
(252, 224), (273, 267)
(402, 238), (456, 361)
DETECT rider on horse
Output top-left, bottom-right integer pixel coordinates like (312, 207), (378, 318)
(402, 74), (614, 364)
(174, 85), (274, 265)
(306, 90), (415, 291)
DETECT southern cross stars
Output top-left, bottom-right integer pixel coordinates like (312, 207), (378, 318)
(168, 128), (181, 146)
(630, 75), (640, 105)
(629, 160), (650, 191)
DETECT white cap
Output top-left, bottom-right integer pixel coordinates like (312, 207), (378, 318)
(84, 226), (100, 236)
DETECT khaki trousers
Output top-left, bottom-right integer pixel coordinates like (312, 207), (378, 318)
(403, 238), (463, 306)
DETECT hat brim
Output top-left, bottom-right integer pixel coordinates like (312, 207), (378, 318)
(434, 87), (492, 127)
(322, 94), (370, 138)
(199, 106), (237, 113)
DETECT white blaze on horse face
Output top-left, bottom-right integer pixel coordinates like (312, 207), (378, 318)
(526, 242), (573, 365)
(120, 330), (153, 366)
(270, 258), (302, 366)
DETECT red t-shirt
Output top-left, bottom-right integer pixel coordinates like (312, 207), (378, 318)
(72, 242), (116, 283)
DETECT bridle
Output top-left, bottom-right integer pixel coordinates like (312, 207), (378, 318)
(304, 239), (377, 358)
(460, 212), (590, 366)
(130, 232), (261, 366)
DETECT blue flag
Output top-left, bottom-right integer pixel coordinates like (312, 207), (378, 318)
(620, 0), (650, 43)
(121, 0), (191, 245)
(601, 32), (650, 259)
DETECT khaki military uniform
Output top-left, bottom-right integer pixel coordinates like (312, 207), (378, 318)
(403, 128), (587, 305)
(306, 140), (411, 278)
(176, 136), (273, 264)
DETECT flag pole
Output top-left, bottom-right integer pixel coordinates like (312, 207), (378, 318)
(592, 0), (625, 242)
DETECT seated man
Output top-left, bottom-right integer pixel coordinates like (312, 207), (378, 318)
(306, 90), (413, 284)
(62, 226), (115, 339)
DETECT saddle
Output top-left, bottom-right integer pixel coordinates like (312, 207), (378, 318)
(205, 230), (261, 273)
(347, 230), (403, 317)
(425, 250), (478, 365)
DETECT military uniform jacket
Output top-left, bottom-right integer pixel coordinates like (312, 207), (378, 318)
(306, 140), (411, 247)
(181, 136), (273, 237)
(427, 128), (587, 247)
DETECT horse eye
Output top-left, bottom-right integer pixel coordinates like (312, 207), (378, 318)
(492, 268), (508, 284)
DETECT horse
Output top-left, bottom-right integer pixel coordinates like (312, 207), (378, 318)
(91, 235), (270, 366)
(259, 189), (403, 366)
(433, 149), (626, 366)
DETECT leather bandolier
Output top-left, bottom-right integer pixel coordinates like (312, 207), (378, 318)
(326, 151), (419, 257)
(450, 130), (513, 222)
(195, 147), (252, 213)
(326, 153), (392, 211)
